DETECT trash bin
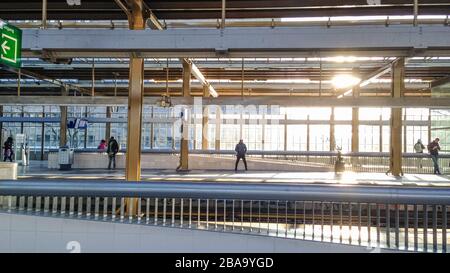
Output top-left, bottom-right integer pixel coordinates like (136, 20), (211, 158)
(58, 146), (74, 170)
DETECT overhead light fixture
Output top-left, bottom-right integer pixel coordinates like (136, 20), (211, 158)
(331, 74), (361, 89)
(328, 56), (357, 63)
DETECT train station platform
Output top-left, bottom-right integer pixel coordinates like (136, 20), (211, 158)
(15, 161), (450, 188)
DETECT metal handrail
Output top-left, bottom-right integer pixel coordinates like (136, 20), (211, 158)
(1, 180), (450, 205)
(1, 180), (448, 252)
(46, 148), (450, 158)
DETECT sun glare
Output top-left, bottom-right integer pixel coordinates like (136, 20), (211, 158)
(331, 75), (361, 89)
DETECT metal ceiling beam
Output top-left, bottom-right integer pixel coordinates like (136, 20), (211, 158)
(430, 75), (450, 89)
(1, 95), (449, 108)
(146, 0), (450, 9)
(0, 81), (430, 90)
(335, 59), (399, 98)
(9, 17), (450, 30)
(21, 26), (450, 58)
(181, 58), (218, 97)
(0, 66), (91, 96)
(1, 1), (449, 20)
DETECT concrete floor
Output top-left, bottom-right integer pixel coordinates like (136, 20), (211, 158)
(14, 160), (450, 187)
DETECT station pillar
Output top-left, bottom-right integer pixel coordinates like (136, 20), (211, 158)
(351, 108), (359, 153)
(123, 0), (146, 217)
(202, 85), (209, 150)
(125, 0), (145, 182)
(330, 107), (336, 151)
(389, 58), (405, 176)
(105, 106), (111, 141)
(351, 72), (360, 166)
(59, 86), (68, 147)
(125, 57), (144, 181)
(215, 106), (221, 150)
(178, 59), (191, 171)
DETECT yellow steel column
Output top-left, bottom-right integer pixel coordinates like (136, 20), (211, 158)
(306, 115), (310, 152)
(59, 86), (68, 147)
(284, 113), (288, 151)
(105, 106), (111, 141)
(351, 109), (359, 151)
(126, 57), (144, 180)
(182, 60), (192, 98)
(127, 0), (145, 30)
(389, 58), (405, 176)
(351, 75), (360, 167)
(123, 0), (146, 217)
(178, 59), (191, 170)
(202, 85), (209, 150)
(428, 109), (432, 144)
(215, 106), (221, 150)
(351, 87), (360, 154)
(125, 0), (145, 182)
(306, 114), (310, 162)
(379, 115), (383, 152)
(150, 106), (154, 149)
(330, 107), (335, 151)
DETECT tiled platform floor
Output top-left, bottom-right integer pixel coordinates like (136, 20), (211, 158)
(13, 161), (450, 188)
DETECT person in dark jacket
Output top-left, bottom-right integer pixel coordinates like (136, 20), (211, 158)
(234, 139), (248, 171)
(107, 136), (119, 170)
(3, 137), (14, 162)
(428, 138), (441, 175)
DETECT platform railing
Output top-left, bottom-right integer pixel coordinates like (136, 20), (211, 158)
(47, 149), (450, 174)
(0, 181), (449, 252)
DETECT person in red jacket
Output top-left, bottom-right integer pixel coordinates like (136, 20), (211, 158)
(97, 139), (107, 151)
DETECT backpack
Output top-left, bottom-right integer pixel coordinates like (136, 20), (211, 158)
(414, 143), (423, 152)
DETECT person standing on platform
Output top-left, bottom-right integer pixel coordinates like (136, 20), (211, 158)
(235, 139), (248, 171)
(107, 136), (119, 170)
(97, 139), (107, 151)
(427, 138), (441, 175)
(3, 137), (14, 162)
(414, 139), (425, 168)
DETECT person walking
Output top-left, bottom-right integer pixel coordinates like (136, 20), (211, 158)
(234, 139), (248, 171)
(414, 139), (425, 168)
(3, 137), (14, 162)
(107, 136), (119, 170)
(427, 138), (441, 175)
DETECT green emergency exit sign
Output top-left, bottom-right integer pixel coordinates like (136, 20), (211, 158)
(0, 21), (22, 68)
